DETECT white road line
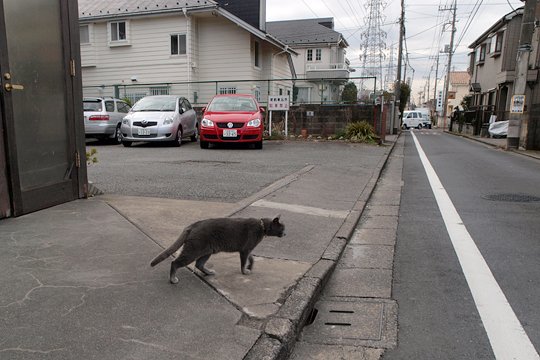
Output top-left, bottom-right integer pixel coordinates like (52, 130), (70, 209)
(411, 131), (540, 360)
(251, 199), (349, 219)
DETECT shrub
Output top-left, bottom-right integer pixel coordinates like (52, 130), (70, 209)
(344, 121), (378, 143)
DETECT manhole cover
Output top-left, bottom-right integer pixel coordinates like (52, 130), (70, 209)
(482, 193), (540, 202)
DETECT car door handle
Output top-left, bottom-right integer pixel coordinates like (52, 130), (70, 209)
(4, 83), (24, 92)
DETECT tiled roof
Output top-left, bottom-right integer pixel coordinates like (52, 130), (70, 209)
(266, 18), (346, 46)
(449, 71), (470, 85)
(79, 0), (217, 20)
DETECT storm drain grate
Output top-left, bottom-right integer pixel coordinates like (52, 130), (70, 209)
(301, 299), (397, 346)
(482, 193), (540, 202)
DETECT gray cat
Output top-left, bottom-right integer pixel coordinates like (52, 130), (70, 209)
(150, 215), (285, 284)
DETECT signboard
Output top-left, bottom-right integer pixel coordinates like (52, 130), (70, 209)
(510, 95), (525, 114)
(306, 111), (314, 117)
(268, 95), (290, 111)
(436, 90), (443, 111)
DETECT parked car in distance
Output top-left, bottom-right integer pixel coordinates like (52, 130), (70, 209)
(415, 108), (432, 129)
(402, 110), (424, 129)
(120, 95), (197, 147)
(488, 120), (508, 138)
(199, 94), (264, 149)
(84, 97), (131, 143)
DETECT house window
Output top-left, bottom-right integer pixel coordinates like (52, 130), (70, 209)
(254, 41), (261, 68)
(495, 32), (503, 53)
(477, 44), (486, 63)
(253, 87), (261, 102)
(219, 87), (237, 94)
(171, 34), (187, 55)
(110, 21), (127, 42)
(279, 88), (283, 95)
(150, 86), (170, 96)
(316, 49), (322, 61)
(80, 25), (90, 44)
(307, 49), (313, 62)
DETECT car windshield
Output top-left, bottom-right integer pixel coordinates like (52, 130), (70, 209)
(83, 101), (102, 112)
(207, 97), (257, 112)
(132, 97), (177, 112)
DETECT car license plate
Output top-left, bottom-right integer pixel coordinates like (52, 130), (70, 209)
(138, 128), (151, 136)
(223, 129), (237, 137)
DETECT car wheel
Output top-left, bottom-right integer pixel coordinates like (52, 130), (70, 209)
(111, 124), (122, 144)
(200, 140), (209, 149)
(172, 128), (182, 147)
(254, 141), (263, 150)
(417, 124), (422, 129)
(122, 140), (132, 147)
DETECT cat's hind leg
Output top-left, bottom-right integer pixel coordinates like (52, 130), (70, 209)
(240, 251), (252, 275)
(169, 252), (199, 284)
(195, 254), (215, 276)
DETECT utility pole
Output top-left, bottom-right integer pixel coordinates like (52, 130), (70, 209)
(433, 53), (440, 118)
(393, 0), (405, 133)
(440, 0), (457, 130)
(507, 0), (538, 149)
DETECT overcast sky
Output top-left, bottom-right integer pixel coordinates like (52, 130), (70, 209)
(266, 0), (524, 104)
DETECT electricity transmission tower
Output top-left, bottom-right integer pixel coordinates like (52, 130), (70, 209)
(359, 0), (387, 93)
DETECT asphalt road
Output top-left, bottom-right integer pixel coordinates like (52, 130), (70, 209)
(384, 130), (540, 359)
(85, 138), (386, 202)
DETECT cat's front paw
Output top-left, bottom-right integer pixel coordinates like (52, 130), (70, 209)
(241, 268), (251, 275)
(170, 276), (179, 284)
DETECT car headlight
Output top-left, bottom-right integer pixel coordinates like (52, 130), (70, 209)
(247, 118), (261, 127)
(163, 117), (174, 125)
(122, 118), (130, 125)
(201, 118), (214, 127)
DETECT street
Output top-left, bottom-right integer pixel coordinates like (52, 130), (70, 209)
(385, 130), (540, 359)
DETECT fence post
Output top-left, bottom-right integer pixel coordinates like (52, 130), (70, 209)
(114, 85), (120, 99)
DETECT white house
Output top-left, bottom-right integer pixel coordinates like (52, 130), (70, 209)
(78, 0), (296, 105)
(266, 18), (351, 104)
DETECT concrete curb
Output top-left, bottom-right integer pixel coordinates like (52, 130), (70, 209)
(243, 137), (400, 360)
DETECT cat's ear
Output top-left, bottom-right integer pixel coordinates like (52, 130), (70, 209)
(273, 214), (281, 224)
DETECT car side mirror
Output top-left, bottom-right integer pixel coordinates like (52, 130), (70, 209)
(202, 107), (206, 113)
(260, 107), (265, 113)
(179, 107), (185, 114)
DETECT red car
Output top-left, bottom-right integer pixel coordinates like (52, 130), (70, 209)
(199, 94), (265, 149)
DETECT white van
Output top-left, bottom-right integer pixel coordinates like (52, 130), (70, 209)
(402, 111), (424, 129)
(415, 108), (432, 129)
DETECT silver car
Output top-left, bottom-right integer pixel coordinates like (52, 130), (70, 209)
(84, 97), (131, 143)
(120, 95), (198, 147)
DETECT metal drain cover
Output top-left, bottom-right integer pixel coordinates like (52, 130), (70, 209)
(300, 298), (397, 348)
(482, 193), (540, 202)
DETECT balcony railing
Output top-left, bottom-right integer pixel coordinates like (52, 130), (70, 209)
(305, 63), (350, 81)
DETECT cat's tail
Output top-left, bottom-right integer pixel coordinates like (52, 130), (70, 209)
(150, 227), (191, 267)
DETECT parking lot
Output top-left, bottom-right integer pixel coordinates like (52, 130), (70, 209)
(86, 139), (388, 203)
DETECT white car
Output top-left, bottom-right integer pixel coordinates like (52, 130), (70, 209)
(402, 111), (424, 129)
(84, 97), (131, 143)
(120, 95), (198, 147)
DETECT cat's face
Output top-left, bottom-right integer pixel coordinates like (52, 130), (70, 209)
(268, 216), (286, 237)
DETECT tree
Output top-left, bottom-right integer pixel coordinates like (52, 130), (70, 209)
(341, 82), (358, 104)
(460, 95), (472, 111)
(399, 82), (411, 114)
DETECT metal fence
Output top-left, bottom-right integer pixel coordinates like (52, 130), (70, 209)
(82, 76), (379, 107)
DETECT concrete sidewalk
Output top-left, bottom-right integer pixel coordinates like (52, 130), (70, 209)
(0, 137), (398, 360)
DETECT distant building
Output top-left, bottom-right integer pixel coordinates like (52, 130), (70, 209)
(447, 71), (470, 113)
(266, 18), (351, 104)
